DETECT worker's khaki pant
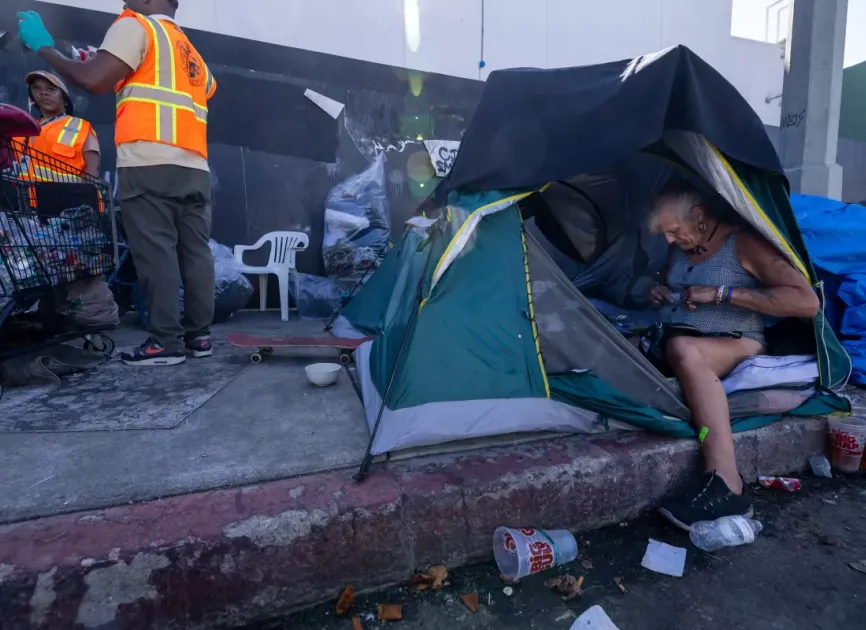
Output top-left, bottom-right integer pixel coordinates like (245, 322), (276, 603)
(119, 165), (214, 352)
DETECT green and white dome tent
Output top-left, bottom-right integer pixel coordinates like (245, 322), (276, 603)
(338, 46), (852, 477)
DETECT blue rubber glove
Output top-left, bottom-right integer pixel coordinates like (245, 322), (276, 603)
(17, 10), (55, 52)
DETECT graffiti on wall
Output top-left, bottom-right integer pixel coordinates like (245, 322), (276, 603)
(781, 109), (806, 130)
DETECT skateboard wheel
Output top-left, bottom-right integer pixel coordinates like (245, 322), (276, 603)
(339, 352), (352, 365)
(250, 353), (263, 364)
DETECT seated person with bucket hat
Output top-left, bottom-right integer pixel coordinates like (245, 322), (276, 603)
(15, 71), (100, 178)
(645, 178), (819, 530)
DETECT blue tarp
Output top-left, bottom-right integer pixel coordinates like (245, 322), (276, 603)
(791, 193), (866, 384)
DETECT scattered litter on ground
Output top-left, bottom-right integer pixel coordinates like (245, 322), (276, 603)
(376, 604), (402, 621)
(690, 516), (763, 552)
(619, 522), (628, 527)
(641, 538), (686, 577)
(849, 560), (866, 575)
(818, 534), (839, 546)
(543, 574), (583, 600)
(809, 455), (833, 478)
(613, 577), (626, 594)
(408, 565), (448, 590)
(502, 586), (514, 597)
(822, 498), (838, 505)
(758, 476), (802, 492)
(335, 585), (354, 616)
(581, 559), (594, 570)
(487, 592), (492, 606)
(351, 616), (362, 630)
(459, 592), (479, 613)
(555, 611), (577, 623)
(493, 526), (578, 580)
(795, 532), (809, 540)
(570, 605), (621, 630)
(500, 575), (519, 584)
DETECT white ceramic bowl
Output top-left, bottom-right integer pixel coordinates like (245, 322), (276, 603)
(305, 363), (342, 387)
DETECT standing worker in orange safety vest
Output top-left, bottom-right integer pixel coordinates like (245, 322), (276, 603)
(14, 70), (101, 180)
(18, 0), (218, 366)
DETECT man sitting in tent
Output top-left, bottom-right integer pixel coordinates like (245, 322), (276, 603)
(645, 178), (819, 530)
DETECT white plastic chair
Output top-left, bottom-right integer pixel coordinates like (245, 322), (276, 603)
(233, 231), (309, 321)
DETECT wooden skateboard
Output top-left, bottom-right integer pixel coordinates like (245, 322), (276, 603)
(226, 333), (372, 364)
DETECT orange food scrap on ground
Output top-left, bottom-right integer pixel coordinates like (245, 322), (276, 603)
(460, 592), (480, 613)
(613, 577), (626, 594)
(351, 616), (363, 630)
(408, 564), (448, 591)
(335, 585), (355, 616)
(428, 565), (448, 589)
(377, 603), (403, 621)
(543, 575), (583, 600)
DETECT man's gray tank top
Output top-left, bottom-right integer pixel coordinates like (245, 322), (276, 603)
(664, 231), (766, 344)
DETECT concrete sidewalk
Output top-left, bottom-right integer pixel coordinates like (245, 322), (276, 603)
(0, 416), (829, 629)
(0, 312), (371, 524)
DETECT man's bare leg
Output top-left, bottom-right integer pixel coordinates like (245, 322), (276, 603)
(666, 336), (764, 494)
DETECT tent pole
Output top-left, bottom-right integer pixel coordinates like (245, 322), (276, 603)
(354, 227), (440, 482)
(324, 243), (391, 333)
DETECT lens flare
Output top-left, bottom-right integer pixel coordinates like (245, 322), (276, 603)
(403, 0), (421, 52)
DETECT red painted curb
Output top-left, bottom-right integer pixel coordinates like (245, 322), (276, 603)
(0, 419), (827, 629)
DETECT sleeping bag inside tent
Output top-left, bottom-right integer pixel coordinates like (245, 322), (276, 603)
(341, 45), (852, 457)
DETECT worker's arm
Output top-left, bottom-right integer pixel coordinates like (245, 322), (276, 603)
(82, 130), (101, 178)
(83, 151), (100, 178)
(38, 48), (132, 95)
(18, 10), (138, 95)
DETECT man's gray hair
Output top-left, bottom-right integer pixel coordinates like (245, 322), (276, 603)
(648, 178), (705, 232)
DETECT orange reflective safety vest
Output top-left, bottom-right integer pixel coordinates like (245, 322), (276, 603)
(12, 115), (105, 211)
(113, 9), (216, 159)
(14, 115), (94, 181)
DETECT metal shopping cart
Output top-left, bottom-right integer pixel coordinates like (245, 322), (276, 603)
(0, 134), (118, 359)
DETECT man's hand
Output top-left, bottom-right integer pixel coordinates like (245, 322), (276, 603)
(682, 286), (718, 311)
(648, 283), (674, 308)
(17, 11), (55, 52)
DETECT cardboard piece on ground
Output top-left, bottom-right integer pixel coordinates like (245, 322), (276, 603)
(377, 604), (403, 621)
(569, 605), (620, 630)
(641, 538), (686, 578)
(335, 585), (354, 616)
(460, 592), (479, 612)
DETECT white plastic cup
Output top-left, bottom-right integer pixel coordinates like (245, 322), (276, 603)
(828, 417), (866, 473)
(492, 526), (578, 580)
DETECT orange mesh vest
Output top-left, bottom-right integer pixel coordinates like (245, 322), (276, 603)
(113, 10), (216, 159)
(14, 116), (93, 181)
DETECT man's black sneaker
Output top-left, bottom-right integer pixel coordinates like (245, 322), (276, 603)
(185, 335), (213, 358)
(658, 470), (753, 532)
(120, 338), (186, 366)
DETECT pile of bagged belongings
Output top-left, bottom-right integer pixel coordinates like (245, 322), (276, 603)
(322, 153), (391, 284)
(179, 240), (254, 323)
(791, 193), (864, 385)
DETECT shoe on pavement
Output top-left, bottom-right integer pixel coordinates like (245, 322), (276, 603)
(120, 337), (186, 366)
(185, 335), (213, 358)
(658, 470), (753, 532)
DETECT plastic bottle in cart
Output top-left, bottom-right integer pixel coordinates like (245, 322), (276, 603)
(493, 526), (578, 580)
(689, 515), (763, 552)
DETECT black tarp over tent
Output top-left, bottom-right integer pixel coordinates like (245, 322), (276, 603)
(439, 45), (782, 196)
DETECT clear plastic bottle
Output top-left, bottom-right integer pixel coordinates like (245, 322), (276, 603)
(689, 515), (763, 552)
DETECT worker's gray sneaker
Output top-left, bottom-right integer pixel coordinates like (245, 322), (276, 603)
(121, 337), (186, 366)
(185, 335), (213, 358)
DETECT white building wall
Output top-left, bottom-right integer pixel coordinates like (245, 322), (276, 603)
(41, 0), (785, 124)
